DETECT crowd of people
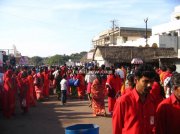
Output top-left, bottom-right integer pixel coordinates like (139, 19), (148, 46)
(0, 63), (179, 134)
(112, 64), (180, 134)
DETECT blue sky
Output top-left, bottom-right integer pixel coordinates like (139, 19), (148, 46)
(0, 0), (179, 57)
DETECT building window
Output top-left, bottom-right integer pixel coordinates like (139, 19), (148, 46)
(122, 37), (127, 43)
(105, 37), (110, 41)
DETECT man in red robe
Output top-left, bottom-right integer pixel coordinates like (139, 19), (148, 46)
(113, 64), (156, 134)
(155, 73), (180, 134)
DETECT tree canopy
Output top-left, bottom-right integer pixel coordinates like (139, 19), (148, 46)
(28, 51), (87, 66)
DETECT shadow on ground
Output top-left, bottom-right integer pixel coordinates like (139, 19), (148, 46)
(0, 95), (112, 134)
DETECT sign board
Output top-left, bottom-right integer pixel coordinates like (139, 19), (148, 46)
(87, 52), (93, 59)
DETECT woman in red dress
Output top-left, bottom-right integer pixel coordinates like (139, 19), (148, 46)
(2, 69), (14, 118)
(19, 71), (30, 114)
(76, 70), (86, 99)
(91, 74), (106, 116)
(27, 70), (36, 106)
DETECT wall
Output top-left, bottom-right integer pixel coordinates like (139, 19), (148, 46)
(159, 35), (178, 51)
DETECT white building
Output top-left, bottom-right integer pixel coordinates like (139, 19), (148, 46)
(120, 5), (180, 49)
(151, 5), (180, 50)
(150, 5), (180, 72)
(89, 5), (180, 70)
(92, 27), (151, 47)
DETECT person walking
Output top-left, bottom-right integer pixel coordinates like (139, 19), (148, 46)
(91, 73), (106, 116)
(60, 74), (68, 105)
(76, 69), (86, 100)
(155, 73), (180, 134)
(2, 68), (14, 118)
(85, 66), (96, 107)
(112, 64), (156, 134)
(106, 68), (122, 115)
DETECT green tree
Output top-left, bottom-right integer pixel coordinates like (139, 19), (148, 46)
(152, 43), (158, 48)
(30, 56), (43, 66)
(46, 55), (69, 66)
(28, 51), (87, 66)
(69, 51), (87, 61)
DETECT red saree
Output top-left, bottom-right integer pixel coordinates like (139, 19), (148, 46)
(76, 74), (86, 99)
(91, 78), (106, 116)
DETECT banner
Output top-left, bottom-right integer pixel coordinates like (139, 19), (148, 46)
(87, 52), (93, 59)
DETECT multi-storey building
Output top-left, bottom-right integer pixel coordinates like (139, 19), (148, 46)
(150, 5), (180, 53)
(92, 27), (151, 47)
(87, 5), (180, 70)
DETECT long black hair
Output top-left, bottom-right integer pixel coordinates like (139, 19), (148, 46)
(96, 73), (102, 84)
(154, 73), (165, 98)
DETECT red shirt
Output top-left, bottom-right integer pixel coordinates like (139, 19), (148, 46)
(150, 82), (164, 108)
(113, 89), (156, 134)
(106, 74), (122, 93)
(155, 94), (180, 134)
(121, 86), (133, 95)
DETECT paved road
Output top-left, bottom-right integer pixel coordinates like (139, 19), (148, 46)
(0, 95), (112, 134)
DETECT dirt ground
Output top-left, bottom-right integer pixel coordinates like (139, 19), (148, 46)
(0, 95), (112, 134)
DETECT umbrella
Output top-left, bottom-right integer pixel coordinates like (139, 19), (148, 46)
(131, 58), (143, 64)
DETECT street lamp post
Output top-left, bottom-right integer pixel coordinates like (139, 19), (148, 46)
(144, 18), (148, 46)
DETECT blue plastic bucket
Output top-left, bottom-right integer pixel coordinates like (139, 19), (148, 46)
(65, 124), (99, 134)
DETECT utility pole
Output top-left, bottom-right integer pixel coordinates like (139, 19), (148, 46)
(111, 19), (117, 45)
(144, 17), (148, 46)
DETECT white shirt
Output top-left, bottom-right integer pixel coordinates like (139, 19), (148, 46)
(60, 78), (67, 90)
(85, 71), (96, 83)
(53, 70), (59, 78)
(116, 68), (124, 79)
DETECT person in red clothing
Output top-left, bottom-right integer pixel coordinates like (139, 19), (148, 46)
(150, 73), (165, 109)
(91, 73), (106, 116)
(163, 64), (177, 98)
(76, 69), (86, 99)
(34, 68), (44, 101)
(2, 68), (14, 118)
(112, 64), (156, 134)
(42, 67), (50, 99)
(11, 69), (19, 115)
(155, 73), (180, 134)
(27, 70), (36, 106)
(121, 74), (135, 95)
(106, 68), (122, 115)
(19, 71), (30, 114)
